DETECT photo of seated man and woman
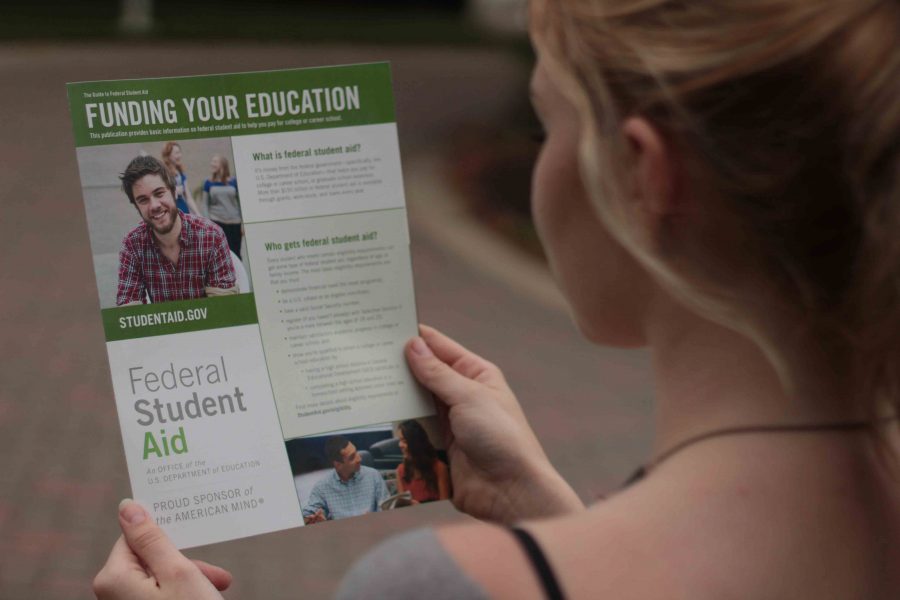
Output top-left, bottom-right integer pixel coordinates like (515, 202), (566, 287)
(76, 137), (248, 309)
(286, 416), (450, 524)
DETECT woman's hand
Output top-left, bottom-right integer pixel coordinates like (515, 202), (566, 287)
(405, 325), (584, 522)
(93, 500), (232, 600)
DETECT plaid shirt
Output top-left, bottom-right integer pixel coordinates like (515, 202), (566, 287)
(302, 466), (389, 520)
(116, 212), (236, 305)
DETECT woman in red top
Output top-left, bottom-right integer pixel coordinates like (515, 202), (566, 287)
(395, 419), (450, 504)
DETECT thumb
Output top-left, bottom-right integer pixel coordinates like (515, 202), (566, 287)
(118, 499), (189, 576)
(192, 559), (233, 591)
(405, 337), (476, 406)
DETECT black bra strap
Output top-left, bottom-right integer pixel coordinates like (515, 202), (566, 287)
(622, 465), (647, 488)
(510, 527), (566, 600)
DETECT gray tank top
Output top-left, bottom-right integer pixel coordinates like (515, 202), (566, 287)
(336, 528), (490, 600)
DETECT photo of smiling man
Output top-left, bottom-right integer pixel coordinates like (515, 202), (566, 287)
(117, 155), (237, 306)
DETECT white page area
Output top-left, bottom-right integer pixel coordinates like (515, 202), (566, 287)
(243, 209), (433, 439)
(232, 121), (432, 439)
(107, 325), (303, 549)
(232, 123), (405, 223)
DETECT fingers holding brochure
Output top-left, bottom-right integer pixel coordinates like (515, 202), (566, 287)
(93, 500), (230, 600)
(404, 326), (584, 523)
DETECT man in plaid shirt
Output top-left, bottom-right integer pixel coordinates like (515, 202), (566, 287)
(116, 156), (237, 305)
(302, 436), (390, 523)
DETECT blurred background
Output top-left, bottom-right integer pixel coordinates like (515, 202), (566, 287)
(0, 1), (654, 597)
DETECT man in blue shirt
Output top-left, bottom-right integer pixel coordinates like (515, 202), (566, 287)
(302, 436), (389, 524)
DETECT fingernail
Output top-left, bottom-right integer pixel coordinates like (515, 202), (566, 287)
(410, 337), (433, 357)
(119, 498), (146, 525)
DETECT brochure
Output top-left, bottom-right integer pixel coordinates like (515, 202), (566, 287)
(67, 63), (445, 548)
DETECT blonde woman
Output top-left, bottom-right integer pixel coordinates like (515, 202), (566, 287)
(160, 142), (200, 215)
(95, 1), (899, 598)
(203, 154), (242, 258)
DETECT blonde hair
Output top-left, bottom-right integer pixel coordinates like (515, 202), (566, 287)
(161, 141), (182, 176)
(532, 0), (900, 419)
(211, 154), (231, 183)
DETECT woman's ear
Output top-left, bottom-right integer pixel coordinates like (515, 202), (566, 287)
(621, 117), (683, 233)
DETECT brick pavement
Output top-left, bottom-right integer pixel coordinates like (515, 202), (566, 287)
(0, 43), (653, 599)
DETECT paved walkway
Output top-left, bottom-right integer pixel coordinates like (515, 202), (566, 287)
(0, 43), (653, 599)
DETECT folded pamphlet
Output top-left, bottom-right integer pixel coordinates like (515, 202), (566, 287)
(68, 63), (445, 548)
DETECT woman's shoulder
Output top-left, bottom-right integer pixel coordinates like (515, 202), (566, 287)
(337, 523), (556, 600)
(338, 505), (688, 600)
(436, 522), (551, 600)
(434, 494), (740, 599)
(336, 493), (753, 600)
(347, 451), (900, 599)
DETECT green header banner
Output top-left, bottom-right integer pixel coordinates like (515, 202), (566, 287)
(68, 62), (395, 147)
(102, 294), (259, 341)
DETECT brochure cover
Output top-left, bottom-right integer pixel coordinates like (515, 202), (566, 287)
(67, 63), (446, 548)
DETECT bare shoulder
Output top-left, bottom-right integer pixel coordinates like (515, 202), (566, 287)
(528, 440), (900, 600)
(436, 523), (546, 600)
(438, 436), (900, 600)
(436, 506), (681, 599)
